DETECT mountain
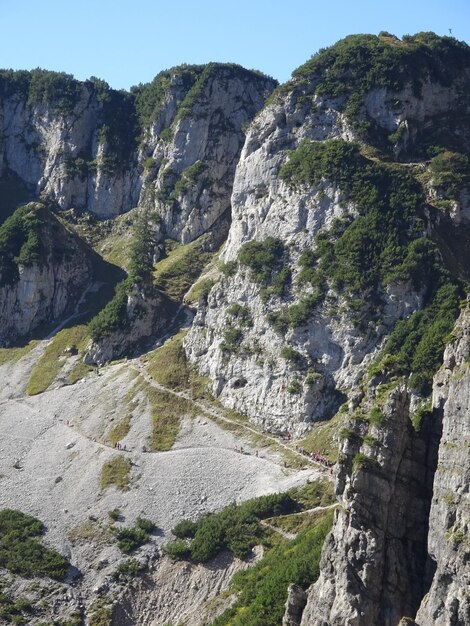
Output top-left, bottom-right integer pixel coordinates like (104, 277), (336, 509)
(0, 32), (468, 626)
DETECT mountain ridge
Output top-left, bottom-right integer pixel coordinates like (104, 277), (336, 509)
(0, 32), (468, 626)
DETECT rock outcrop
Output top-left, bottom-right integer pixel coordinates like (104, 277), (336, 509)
(84, 282), (171, 365)
(0, 203), (92, 345)
(299, 386), (436, 626)
(415, 305), (470, 626)
(138, 64), (277, 244)
(0, 76), (140, 217)
(299, 304), (470, 626)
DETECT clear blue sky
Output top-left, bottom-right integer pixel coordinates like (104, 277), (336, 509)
(2, 0), (469, 90)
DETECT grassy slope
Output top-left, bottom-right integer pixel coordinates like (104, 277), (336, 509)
(153, 236), (214, 302)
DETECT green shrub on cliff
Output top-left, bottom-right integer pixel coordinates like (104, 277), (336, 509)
(88, 277), (134, 341)
(239, 237), (291, 299)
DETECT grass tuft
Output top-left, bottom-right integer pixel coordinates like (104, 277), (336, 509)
(100, 456), (132, 491)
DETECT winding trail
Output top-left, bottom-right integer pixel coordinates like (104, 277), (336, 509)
(132, 358), (334, 480)
(260, 503), (339, 539)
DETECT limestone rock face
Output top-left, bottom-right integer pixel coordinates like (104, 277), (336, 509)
(299, 386), (435, 626)
(0, 83), (140, 217)
(138, 65), (276, 244)
(415, 306), (470, 626)
(184, 80), (423, 434)
(297, 307), (470, 626)
(0, 67), (275, 232)
(283, 583), (308, 626)
(0, 204), (92, 345)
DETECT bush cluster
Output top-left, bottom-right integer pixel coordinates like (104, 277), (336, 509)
(0, 69), (82, 115)
(166, 493), (296, 563)
(0, 204), (44, 285)
(429, 150), (470, 200)
(88, 277), (133, 341)
(114, 517), (156, 554)
(238, 237), (291, 299)
(0, 509), (69, 580)
(373, 283), (461, 394)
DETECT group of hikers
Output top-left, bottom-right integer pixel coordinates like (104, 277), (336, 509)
(278, 432), (334, 470)
(296, 446), (333, 468)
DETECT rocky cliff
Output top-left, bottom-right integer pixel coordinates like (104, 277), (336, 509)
(415, 304), (470, 625)
(0, 202), (92, 345)
(299, 303), (470, 626)
(183, 33), (470, 625)
(185, 33), (470, 434)
(0, 65), (275, 234)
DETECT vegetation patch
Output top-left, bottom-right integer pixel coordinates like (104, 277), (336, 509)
(100, 456), (132, 491)
(368, 406), (386, 425)
(185, 276), (216, 305)
(68, 520), (112, 546)
(66, 360), (94, 385)
(429, 150), (470, 200)
(88, 602), (113, 626)
(0, 204), (46, 286)
(370, 283), (461, 394)
(238, 237), (291, 300)
(145, 331), (210, 396)
(27, 324), (89, 395)
(299, 407), (346, 462)
(352, 452), (380, 472)
(153, 236), (214, 302)
(0, 509), (69, 579)
(266, 508), (332, 535)
(114, 518), (156, 554)
(220, 326), (243, 354)
(227, 303), (253, 327)
(0, 68), (82, 115)
(132, 64), (204, 128)
(0, 339), (40, 367)
(210, 512), (333, 626)
(107, 415), (132, 446)
(410, 400), (433, 432)
(114, 558), (146, 579)
(139, 381), (194, 451)
(0, 585), (33, 626)
(88, 277), (134, 341)
(165, 493), (298, 563)
(171, 161), (208, 198)
(280, 346), (304, 367)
